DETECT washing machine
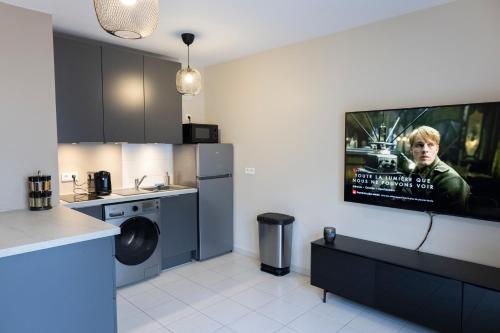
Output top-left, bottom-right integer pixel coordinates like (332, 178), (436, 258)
(104, 199), (161, 287)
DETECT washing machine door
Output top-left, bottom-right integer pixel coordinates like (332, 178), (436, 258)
(115, 216), (159, 266)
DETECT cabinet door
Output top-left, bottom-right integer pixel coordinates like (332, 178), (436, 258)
(374, 262), (461, 333)
(160, 193), (197, 269)
(463, 283), (500, 333)
(311, 246), (376, 306)
(73, 205), (103, 220)
(54, 36), (103, 143)
(144, 56), (182, 143)
(102, 46), (144, 143)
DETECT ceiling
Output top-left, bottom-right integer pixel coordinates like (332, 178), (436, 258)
(4, 0), (452, 67)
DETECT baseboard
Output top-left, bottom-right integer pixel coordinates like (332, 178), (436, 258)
(233, 246), (310, 276)
(291, 264), (310, 276)
(233, 246), (259, 259)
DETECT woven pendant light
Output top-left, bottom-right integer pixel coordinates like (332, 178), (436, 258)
(93, 0), (159, 39)
(176, 33), (202, 96)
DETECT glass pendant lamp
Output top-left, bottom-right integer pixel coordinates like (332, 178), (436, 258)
(93, 0), (159, 39)
(176, 33), (202, 95)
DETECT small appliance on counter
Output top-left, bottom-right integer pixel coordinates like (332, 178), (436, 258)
(27, 171), (52, 210)
(183, 123), (219, 143)
(88, 171), (112, 196)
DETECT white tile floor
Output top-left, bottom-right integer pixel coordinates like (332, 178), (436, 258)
(117, 252), (437, 333)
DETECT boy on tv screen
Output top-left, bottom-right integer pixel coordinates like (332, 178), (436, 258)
(406, 126), (470, 211)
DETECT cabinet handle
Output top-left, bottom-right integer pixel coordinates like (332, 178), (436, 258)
(109, 212), (124, 217)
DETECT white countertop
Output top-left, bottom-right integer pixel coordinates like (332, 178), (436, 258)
(0, 205), (120, 259)
(60, 187), (197, 209)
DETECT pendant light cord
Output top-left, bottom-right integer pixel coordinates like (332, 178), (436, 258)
(415, 211), (435, 251)
(187, 45), (190, 68)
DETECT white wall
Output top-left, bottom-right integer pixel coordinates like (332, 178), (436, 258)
(0, 3), (59, 211)
(58, 144), (173, 194)
(205, 0), (500, 273)
(121, 144), (173, 188)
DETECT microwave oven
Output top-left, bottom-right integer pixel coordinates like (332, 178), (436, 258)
(183, 123), (219, 143)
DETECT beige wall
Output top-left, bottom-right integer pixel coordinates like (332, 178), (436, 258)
(0, 3), (59, 211)
(205, 0), (500, 273)
(182, 68), (206, 123)
(58, 144), (122, 195)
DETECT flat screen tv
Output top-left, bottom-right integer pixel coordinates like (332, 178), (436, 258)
(344, 102), (500, 222)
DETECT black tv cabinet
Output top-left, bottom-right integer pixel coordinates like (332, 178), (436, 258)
(311, 236), (500, 333)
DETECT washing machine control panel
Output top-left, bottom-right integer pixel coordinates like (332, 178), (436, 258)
(104, 199), (160, 219)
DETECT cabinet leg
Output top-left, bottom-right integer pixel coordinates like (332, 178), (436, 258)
(323, 289), (327, 303)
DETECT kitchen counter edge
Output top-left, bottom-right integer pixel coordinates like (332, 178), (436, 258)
(0, 205), (120, 259)
(60, 187), (198, 209)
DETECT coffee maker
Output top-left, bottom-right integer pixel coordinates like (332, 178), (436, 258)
(88, 171), (112, 195)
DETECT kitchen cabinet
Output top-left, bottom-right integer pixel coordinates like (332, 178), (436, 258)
(160, 193), (197, 269)
(144, 55), (182, 143)
(53, 35), (182, 144)
(102, 46), (145, 143)
(54, 36), (103, 143)
(462, 283), (500, 332)
(73, 205), (103, 220)
(0, 237), (116, 333)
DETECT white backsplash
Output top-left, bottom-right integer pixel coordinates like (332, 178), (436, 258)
(121, 144), (173, 189)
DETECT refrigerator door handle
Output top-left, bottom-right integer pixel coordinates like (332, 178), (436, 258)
(197, 174), (232, 181)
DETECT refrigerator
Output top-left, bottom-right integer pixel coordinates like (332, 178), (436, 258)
(173, 143), (233, 260)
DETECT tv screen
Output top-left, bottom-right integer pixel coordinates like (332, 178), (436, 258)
(344, 102), (500, 222)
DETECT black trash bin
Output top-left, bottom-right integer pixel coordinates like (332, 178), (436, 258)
(257, 213), (294, 276)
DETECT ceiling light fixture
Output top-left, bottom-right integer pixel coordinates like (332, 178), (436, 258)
(93, 0), (159, 39)
(176, 33), (202, 96)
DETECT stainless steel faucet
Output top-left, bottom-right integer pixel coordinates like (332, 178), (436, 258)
(164, 171), (170, 186)
(134, 175), (147, 190)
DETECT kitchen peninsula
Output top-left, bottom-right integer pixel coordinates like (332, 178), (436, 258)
(0, 206), (120, 333)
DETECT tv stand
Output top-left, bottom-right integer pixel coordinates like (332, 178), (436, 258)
(311, 235), (500, 333)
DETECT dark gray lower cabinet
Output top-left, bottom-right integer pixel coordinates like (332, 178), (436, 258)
(0, 237), (116, 333)
(73, 205), (103, 220)
(311, 236), (500, 333)
(463, 284), (500, 333)
(374, 262), (461, 332)
(160, 193), (197, 269)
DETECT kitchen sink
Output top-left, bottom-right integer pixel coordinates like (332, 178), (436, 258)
(141, 185), (187, 192)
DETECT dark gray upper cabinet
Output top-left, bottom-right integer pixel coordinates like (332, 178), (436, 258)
(144, 56), (182, 143)
(54, 36), (103, 143)
(102, 46), (145, 143)
(160, 193), (197, 269)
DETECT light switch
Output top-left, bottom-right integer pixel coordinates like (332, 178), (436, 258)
(245, 167), (255, 175)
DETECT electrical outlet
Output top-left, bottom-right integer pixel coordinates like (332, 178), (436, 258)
(186, 114), (192, 122)
(61, 172), (78, 182)
(245, 167), (255, 175)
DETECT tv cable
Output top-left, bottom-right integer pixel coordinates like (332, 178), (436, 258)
(415, 211), (435, 251)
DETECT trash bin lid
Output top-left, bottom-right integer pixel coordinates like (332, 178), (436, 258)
(257, 213), (294, 225)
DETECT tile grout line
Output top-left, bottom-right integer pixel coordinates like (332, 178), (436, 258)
(118, 255), (312, 333)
